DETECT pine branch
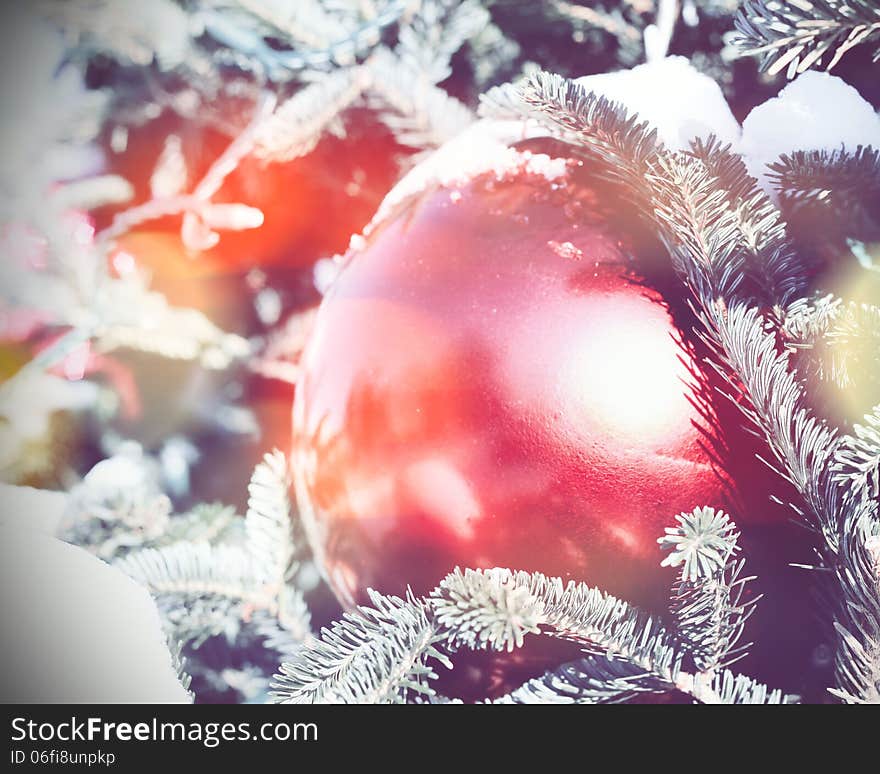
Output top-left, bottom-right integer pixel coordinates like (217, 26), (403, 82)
(48, 0), (194, 70)
(671, 557), (758, 670)
(478, 80), (531, 122)
(254, 585), (313, 654)
(493, 654), (662, 704)
(687, 306), (876, 702)
(167, 637), (195, 700)
(650, 173), (879, 703)
(432, 568), (788, 704)
(234, 0), (343, 48)
(197, 0), (410, 79)
(498, 657), (792, 704)
(830, 489), (880, 703)
(704, 306), (842, 533)
(433, 569), (661, 688)
(689, 668), (794, 703)
(465, 20), (521, 89)
(520, 71), (661, 193)
(783, 295), (844, 386)
(117, 535), (308, 652)
(671, 240), (879, 704)
(835, 406), (880, 500)
(550, 0), (643, 56)
(162, 595), (248, 648)
(659, 507), (741, 583)
(830, 621), (880, 703)
(160, 503), (241, 545)
(770, 146), (880, 210)
(271, 591), (449, 704)
(430, 567), (546, 652)
(272, 556), (788, 703)
(769, 146), (880, 245)
(651, 144), (804, 308)
(363, 1), (494, 148)
(245, 450), (296, 587)
(111, 450), (310, 659)
(733, 0), (880, 77)
(367, 47), (475, 149)
(244, 450), (311, 642)
(660, 508), (759, 670)
(824, 303), (880, 388)
(827, 441), (880, 703)
(115, 542), (268, 605)
(688, 136), (807, 307)
(252, 67), (369, 163)
(648, 151), (750, 302)
(396, 0), (491, 85)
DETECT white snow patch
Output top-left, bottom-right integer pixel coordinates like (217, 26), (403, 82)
(64, 443), (171, 539)
(0, 483), (67, 534)
(78, 441), (162, 497)
(576, 56), (741, 152)
(740, 71), (880, 192)
(0, 525), (191, 702)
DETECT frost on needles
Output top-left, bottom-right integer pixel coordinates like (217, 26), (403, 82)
(270, 508), (794, 704)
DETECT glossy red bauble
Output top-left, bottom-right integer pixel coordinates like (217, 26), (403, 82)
(292, 139), (739, 614)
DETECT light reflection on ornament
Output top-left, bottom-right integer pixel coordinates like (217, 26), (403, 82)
(561, 292), (694, 444)
(403, 457), (481, 540)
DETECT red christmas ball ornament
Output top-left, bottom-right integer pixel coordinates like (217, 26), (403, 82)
(203, 108), (407, 274)
(98, 105), (407, 281)
(291, 126), (741, 617)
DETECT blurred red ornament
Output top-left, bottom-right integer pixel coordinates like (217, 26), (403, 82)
(291, 139), (743, 620)
(98, 106), (407, 280)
